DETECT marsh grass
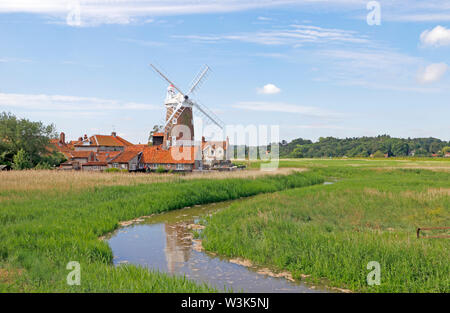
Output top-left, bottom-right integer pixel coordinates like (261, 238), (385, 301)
(0, 168), (304, 201)
(0, 171), (322, 292)
(202, 167), (450, 292)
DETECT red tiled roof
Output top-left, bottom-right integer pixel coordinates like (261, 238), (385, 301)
(70, 151), (93, 159)
(49, 140), (75, 159)
(141, 146), (196, 164)
(152, 132), (164, 137)
(125, 144), (149, 151)
(82, 162), (108, 166)
(96, 151), (121, 162)
(75, 135), (134, 147)
(113, 135), (134, 146)
(110, 150), (141, 163)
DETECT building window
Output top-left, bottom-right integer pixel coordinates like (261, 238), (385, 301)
(176, 164), (184, 170)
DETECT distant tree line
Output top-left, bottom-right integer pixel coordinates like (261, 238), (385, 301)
(280, 135), (450, 158)
(230, 135), (450, 159)
(0, 112), (66, 170)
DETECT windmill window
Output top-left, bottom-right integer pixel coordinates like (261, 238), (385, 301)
(172, 118), (177, 124)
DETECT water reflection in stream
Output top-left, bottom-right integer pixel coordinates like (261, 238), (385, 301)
(108, 200), (329, 293)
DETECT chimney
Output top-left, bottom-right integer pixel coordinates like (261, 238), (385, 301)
(59, 132), (65, 145)
(78, 137), (83, 142)
(111, 132), (117, 137)
(152, 132), (164, 146)
(202, 136), (206, 143)
(84, 134), (88, 140)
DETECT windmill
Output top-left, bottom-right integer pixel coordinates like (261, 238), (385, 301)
(150, 64), (224, 148)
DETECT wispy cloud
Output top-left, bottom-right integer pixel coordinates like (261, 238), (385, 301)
(257, 16), (273, 21)
(0, 0), (303, 26)
(117, 37), (165, 47)
(309, 48), (447, 92)
(0, 92), (159, 113)
(285, 124), (362, 131)
(0, 57), (32, 63)
(233, 101), (345, 118)
(175, 24), (369, 46)
(2, 1), (450, 25)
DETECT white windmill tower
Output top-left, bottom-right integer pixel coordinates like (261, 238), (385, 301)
(150, 64), (224, 149)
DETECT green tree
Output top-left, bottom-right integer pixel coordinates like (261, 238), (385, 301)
(392, 141), (409, 156)
(443, 146), (450, 154)
(148, 124), (163, 145)
(0, 112), (57, 167)
(372, 150), (385, 158)
(12, 149), (32, 170)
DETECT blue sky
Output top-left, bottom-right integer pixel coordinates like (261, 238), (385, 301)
(1, 0), (449, 144)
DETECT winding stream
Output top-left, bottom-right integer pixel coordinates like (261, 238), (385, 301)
(107, 197), (331, 293)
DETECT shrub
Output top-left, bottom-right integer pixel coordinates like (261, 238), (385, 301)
(156, 166), (166, 173)
(372, 150), (385, 158)
(34, 162), (53, 170)
(12, 149), (32, 170)
(104, 167), (120, 173)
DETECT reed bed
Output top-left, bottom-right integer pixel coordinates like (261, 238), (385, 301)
(0, 168), (304, 194)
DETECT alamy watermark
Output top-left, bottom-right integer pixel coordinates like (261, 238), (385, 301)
(66, 261), (81, 286)
(367, 1), (381, 26)
(168, 123), (280, 171)
(367, 261), (381, 286)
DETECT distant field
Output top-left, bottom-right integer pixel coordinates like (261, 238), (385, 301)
(241, 158), (450, 171)
(203, 160), (450, 292)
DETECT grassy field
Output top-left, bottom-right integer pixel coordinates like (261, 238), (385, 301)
(1, 159), (448, 293)
(0, 170), (322, 292)
(202, 160), (450, 292)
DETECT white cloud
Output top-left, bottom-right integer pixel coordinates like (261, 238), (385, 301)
(420, 26), (450, 47)
(0, 92), (159, 112)
(233, 101), (345, 118)
(417, 63), (448, 84)
(257, 84), (281, 95)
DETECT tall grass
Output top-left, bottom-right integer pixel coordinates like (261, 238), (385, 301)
(0, 171), (323, 292)
(202, 168), (450, 292)
(0, 168), (304, 201)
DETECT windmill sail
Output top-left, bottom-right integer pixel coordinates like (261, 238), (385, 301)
(188, 65), (210, 95)
(150, 64), (185, 97)
(193, 100), (224, 129)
